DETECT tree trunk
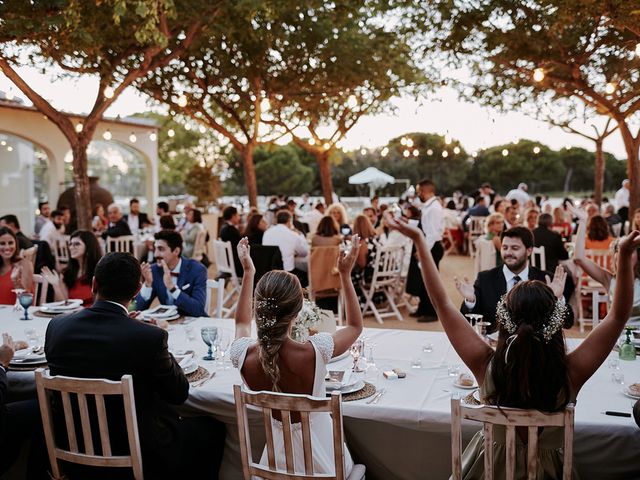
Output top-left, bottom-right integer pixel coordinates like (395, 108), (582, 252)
(618, 122), (640, 218)
(315, 150), (334, 205)
(72, 141), (92, 230)
(563, 167), (573, 193)
(594, 139), (605, 206)
(242, 145), (258, 208)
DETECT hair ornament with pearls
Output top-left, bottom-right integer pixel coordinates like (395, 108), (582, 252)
(495, 294), (566, 343)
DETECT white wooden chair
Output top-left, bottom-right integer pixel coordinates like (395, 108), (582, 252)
(308, 246), (343, 325)
(192, 228), (208, 262)
(467, 217), (486, 257)
(474, 237), (497, 276)
(585, 249), (612, 272)
(530, 246), (546, 271)
(577, 285), (609, 332)
(233, 385), (366, 480)
(360, 244), (405, 324)
(213, 239), (241, 317)
(451, 397), (575, 480)
(54, 235), (70, 271)
(35, 369), (143, 480)
(205, 278), (225, 318)
(33, 273), (49, 307)
(105, 235), (135, 255)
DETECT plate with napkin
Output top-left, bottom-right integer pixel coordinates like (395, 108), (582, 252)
(140, 305), (180, 321)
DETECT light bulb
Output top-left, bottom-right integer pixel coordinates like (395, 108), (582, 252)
(444, 134), (452, 145)
(381, 147), (389, 157)
(442, 150), (448, 158)
(360, 148), (367, 155)
(502, 149), (509, 157)
(406, 138), (414, 148)
(453, 146), (461, 154)
(260, 98), (270, 111)
(323, 142), (331, 150)
(400, 137), (407, 146)
(5, 90), (14, 100)
(0, 140), (5, 146)
(309, 138), (315, 145)
(199, 125), (206, 134)
(533, 146), (541, 154)
(7, 146), (13, 152)
(150, 132), (157, 142)
(403, 150), (410, 158)
(347, 95), (358, 109)
(605, 82), (616, 95)
(533, 68), (545, 82)
(102, 130), (112, 140)
(75, 123), (83, 133)
(167, 129), (175, 138)
(129, 133), (137, 143)
(427, 149), (433, 156)
(103, 86), (114, 98)
(177, 94), (188, 107)
(184, 123), (191, 131)
(471, 151), (478, 158)
(412, 149), (419, 157)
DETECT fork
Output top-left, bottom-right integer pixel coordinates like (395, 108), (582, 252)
(191, 371), (216, 388)
(371, 388), (387, 404)
(366, 388), (386, 404)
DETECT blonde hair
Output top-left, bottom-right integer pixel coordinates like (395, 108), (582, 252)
(326, 203), (349, 226)
(484, 213), (504, 234)
(352, 214), (376, 239)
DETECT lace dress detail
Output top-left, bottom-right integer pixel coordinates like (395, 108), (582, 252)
(308, 332), (334, 364)
(230, 337), (253, 368)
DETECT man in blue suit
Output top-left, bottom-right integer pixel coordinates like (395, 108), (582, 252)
(136, 230), (207, 317)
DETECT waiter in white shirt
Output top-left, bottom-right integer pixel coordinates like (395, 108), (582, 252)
(263, 210), (310, 287)
(615, 179), (630, 223)
(406, 179), (445, 322)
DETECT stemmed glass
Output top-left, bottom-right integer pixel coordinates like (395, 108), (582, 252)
(216, 332), (231, 369)
(200, 326), (219, 361)
(350, 339), (364, 373)
(18, 292), (33, 320)
(11, 288), (25, 311)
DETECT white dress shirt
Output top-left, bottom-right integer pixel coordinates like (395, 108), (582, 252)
(420, 197), (444, 250)
(139, 259), (182, 303)
(127, 214), (140, 233)
(300, 209), (324, 235)
(263, 224), (309, 271)
(464, 265), (529, 310)
(615, 187), (629, 209)
(40, 220), (64, 251)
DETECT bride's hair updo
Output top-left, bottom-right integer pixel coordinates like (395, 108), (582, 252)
(254, 270), (304, 391)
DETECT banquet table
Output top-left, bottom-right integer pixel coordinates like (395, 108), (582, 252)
(2, 308), (640, 480)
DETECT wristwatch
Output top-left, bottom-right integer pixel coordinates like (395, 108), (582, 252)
(169, 286), (178, 294)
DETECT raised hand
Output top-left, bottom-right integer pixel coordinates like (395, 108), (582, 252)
(565, 202), (588, 222)
(545, 265), (567, 299)
(338, 234), (361, 275)
(237, 237), (255, 274)
(383, 212), (423, 241)
(160, 260), (174, 290)
(619, 231), (640, 259)
(40, 266), (60, 287)
(140, 262), (153, 287)
(454, 276), (475, 302)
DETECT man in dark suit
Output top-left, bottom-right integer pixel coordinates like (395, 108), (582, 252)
(45, 253), (224, 479)
(136, 230), (207, 317)
(533, 213), (569, 273)
(123, 198), (151, 233)
(456, 227), (574, 332)
(219, 205), (243, 276)
(102, 203), (132, 239)
(462, 196), (491, 232)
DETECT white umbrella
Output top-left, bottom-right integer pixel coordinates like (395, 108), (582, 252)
(348, 167), (395, 197)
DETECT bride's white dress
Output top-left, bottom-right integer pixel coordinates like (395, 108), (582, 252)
(231, 333), (355, 476)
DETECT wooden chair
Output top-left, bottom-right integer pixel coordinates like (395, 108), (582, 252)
(33, 273), (49, 307)
(105, 235), (135, 255)
(54, 235), (70, 271)
(308, 246), (343, 325)
(451, 397), (575, 480)
(530, 246), (546, 271)
(213, 239), (241, 317)
(205, 278), (225, 318)
(34, 369), (143, 480)
(466, 217), (486, 257)
(192, 227), (208, 262)
(585, 249), (612, 272)
(360, 244), (404, 324)
(233, 385), (366, 480)
(577, 284), (609, 332)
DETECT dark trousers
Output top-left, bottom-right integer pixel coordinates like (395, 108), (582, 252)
(406, 241), (444, 317)
(618, 206), (629, 224)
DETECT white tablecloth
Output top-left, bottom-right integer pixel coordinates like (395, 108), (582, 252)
(2, 308), (640, 479)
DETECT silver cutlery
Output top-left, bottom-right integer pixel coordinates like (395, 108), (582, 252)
(366, 388), (386, 404)
(191, 371), (216, 388)
(371, 388), (387, 404)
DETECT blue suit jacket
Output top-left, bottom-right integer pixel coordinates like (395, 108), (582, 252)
(135, 258), (207, 317)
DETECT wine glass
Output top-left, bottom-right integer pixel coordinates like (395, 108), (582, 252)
(350, 339), (364, 373)
(18, 292), (33, 320)
(11, 288), (25, 311)
(200, 326), (218, 361)
(216, 332), (231, 369)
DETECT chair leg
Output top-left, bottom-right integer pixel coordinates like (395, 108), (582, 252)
(384, 288), (403, 321)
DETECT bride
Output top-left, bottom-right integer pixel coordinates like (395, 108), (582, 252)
(230, 236), (364, 476)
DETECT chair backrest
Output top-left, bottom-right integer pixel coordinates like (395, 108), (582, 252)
(205, 278), (225, 318)
(308, 246), (341, 299)
(105, 235), (135, 255)
(192, 228), (208, 261)
(54, 235), (70, 266)
(530, 246), (546, 271)
(22, 245), (38, 268)
(468, 216), (486, 236)
(592, 290), (610, 326)
(585, 249), (612, 271)
(611, 223), (622, 237)
(35, 369), (143, 480)
(234, 384), (347, 480)
(451, 397), (574, 480)
(249, 245), (283, 287)
(213, 240), (238, 278)
(369, 244), (404, 286)
(33, 273), (49, 307)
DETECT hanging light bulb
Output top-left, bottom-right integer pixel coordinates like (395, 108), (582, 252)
(513, 139), (520, 145)
(403, 150), (410, 158)
(442, 150), (449, 158)
(533, 68), (545, 82)
(102, 130), (112, 141)
(381, 147), (389, 157)
(347, 95), (358, 109)
(453, 146), (461, 154)
(412, 149), (419, 157)
(502, 149), (509, 157)
(360, 148), (367, 155)
(406, 138), (414, 148)
(103, 86), (114, 99)
(323, 142), (331, 150)
(75, 123), (83, 133)
(400, 137), (407, 146)
(5, 89), (14, 101)
(426, 149), (433, 156)
(177, 94), (188, 107)
(0, 140), (5, 146)
(7, 146), (13, 152)
(167, 128), (175, 138)
(471, 151), (478, 158)
(309, 138), (315, 145)
(533, 146), (541, 154)
(444, 134), (452, 145)
(129, 132), (137, 143)
(184, 123), (192, 131)
(199, 125), (206, 134)
(149, 132), (157, 142)
(605, 82), (616, 95)
(260, 98), (270, 112)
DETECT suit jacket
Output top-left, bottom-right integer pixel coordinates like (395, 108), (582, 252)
(461, 266), (575, 331)
(533, 227), (569, 273)
(135, 257), (207, 317)
(0, 367), (6, 443)
(124, 212), (151, 229)
(219, 222), (243, 276)
(45, 301), (189, 475)
(101, 218), (132, 239)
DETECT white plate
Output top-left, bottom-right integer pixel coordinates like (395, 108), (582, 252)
(453, 380), (478, 390)
(141, 306), (178, 319)
(325, 370), (357, 391)
(328, 350), (350, 364)
(621, 386), (640, 400)
(181, 360), (198, 375)
(10, 353), (46, 365)
(472, 390), (481, 403)
(334, 379), (365, 395)
(142, 313), (181, 322)
(41, 299), (83, 310)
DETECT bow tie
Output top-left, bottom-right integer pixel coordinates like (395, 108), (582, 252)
(170, 272), (180, 277)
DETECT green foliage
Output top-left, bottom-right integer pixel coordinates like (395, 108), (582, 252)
(184, 164), (221, 205)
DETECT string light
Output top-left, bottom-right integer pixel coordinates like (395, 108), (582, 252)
(6, 146), (13, 152)
(513, 139), (520, 145)
(129, 132), (137, 143)
(149, 132), (157, 142)
(102, 130), (112, 140)
(309, 138), (315, 145)
(442, 150), (448, 158)
(323, 142), (331, 150)
(533, 146), (541, 154)
(260, 98), (271, 111)
(167, 129), (175, 138)
(412, 149), (419, 157)
(471, 151), (478, 158)
(1, 140), (6, 146)
(533, 68), (545, 82)
(400, 137), (407, 146)
(177, 95), (188, 107)
(444, 134), (452, 145)
(103, 86), (114, 99)
(426, 149), (433, 156)
(502, 149), (509, 157)
(75, 123), (83, 133)
(403, 150), (410, 158)
(381, 147), (389, 157)
(5, 89), (14, 101)
(199, 125), (206, 134)
(184, 123), (192, 131)
(360, 148), (367, 155)
(605, 82), (616, 94)
(453, 146), (461, 154)
(347, 95), (358, 109)
(406, 138), (414, 148)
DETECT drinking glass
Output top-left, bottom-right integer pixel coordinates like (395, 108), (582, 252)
(24, 328), (38, 348)
(448, 364), (461, 377)
(184, 324), (196, 342)
(18, 292), (33, 320)
(216, 332), (231, 369)
(200, 326), (218, 361)
(611, 371), (625, 385)
(11, 288), (25, 311)
(422, 343), (434, 353)
(350, 339), (364, 373)
(607, 357), (620, 370)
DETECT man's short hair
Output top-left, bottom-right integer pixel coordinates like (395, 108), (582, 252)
(287, 199), (297, 207)
(314, 202), (324, 211)
(501, 226), (534, 249)
(157, 201), (170, 213)
(130, 198), (139, 206)
(107, 203), (121, 213)
(417, 178), (435, 191)
(363, 207), (375, 215)
(538, 213), (553, 229)
(223, 206), (238, 221)
(59, 205), (70, 212)
(0, 214), (19, 230)
(481, 182), (492, 189)
(51, 210), (64, 218)
(38, 201), (49, 210)
(94, 253), (141, 303)
(276, 210), (292, 224)
(154, 229), (183, 254)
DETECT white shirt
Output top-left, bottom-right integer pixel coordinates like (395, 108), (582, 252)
(464, 265), (529, 310)
(40, 220), (64, 250)
(505, 188), (530, 207)
(127, 214), (140, 233)
(139, 259), (182, 302)
(300, 209), (324, 235)
(263, 224), (309, 271)
(420, 197), (444, 250)
(615, 187), (629, 209)
(104, 300), (130, 315)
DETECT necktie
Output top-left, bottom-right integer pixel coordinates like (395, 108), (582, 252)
(170, 272), (180, 277)
(513, 275), (521, 288)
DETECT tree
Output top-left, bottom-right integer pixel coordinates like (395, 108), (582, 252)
(184, 164), (221, 205)
(0, 0), (216, 227)
(425, 0), (640, 214)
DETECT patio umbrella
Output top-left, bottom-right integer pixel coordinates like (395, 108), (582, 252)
(348, 167), (396, 197)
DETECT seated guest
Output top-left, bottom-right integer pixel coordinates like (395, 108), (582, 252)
(533, 213), (568, 273)
(45, 253), (224, 479)
(326, 203), (352, 236)
(34, 201), (51, 238)
(124, 198), (151, 234)
(287, 199), (308, 235)
(455, 227), (574, 332)
(552, 206), (572, 241)
(91, 203), (108, 234)
(311, 216), (342, 247)
(263, 210), (309, 286)
(182, 209), (206, 258)
(524, 207), (540, 231)
(136, 230), (207, 317)
(175, 201), (194, 233)
(242, 213), (267, 245)
(159, 214), (176, 230)
(484, 213), (504, 268)
(155, 201), (171, 231)
(603, 204), (624, 236)
(40, 209), (66, 252)
(0, 215), (33, 251)
(0, 227), (33, 304)
(503, 205), (520, 229)
(300, 202), (324, 235)
(219, 206), (243, 276)
(101, 203), (132, 239)
(462, 196), (490, 231)
(586, 214), (614, 250)
(351, 215), (381, 308)
(40, 230), (102, 307)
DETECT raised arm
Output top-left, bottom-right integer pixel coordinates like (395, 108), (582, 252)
(332, 235), (364, 356)
(568, 230), (640, 392)
(571, 205), (612, 289)
(386, 215), (493, 382)
(234, 237), (255, 339)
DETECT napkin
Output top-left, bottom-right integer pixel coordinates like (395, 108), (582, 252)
(325, 370), (352, 390)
